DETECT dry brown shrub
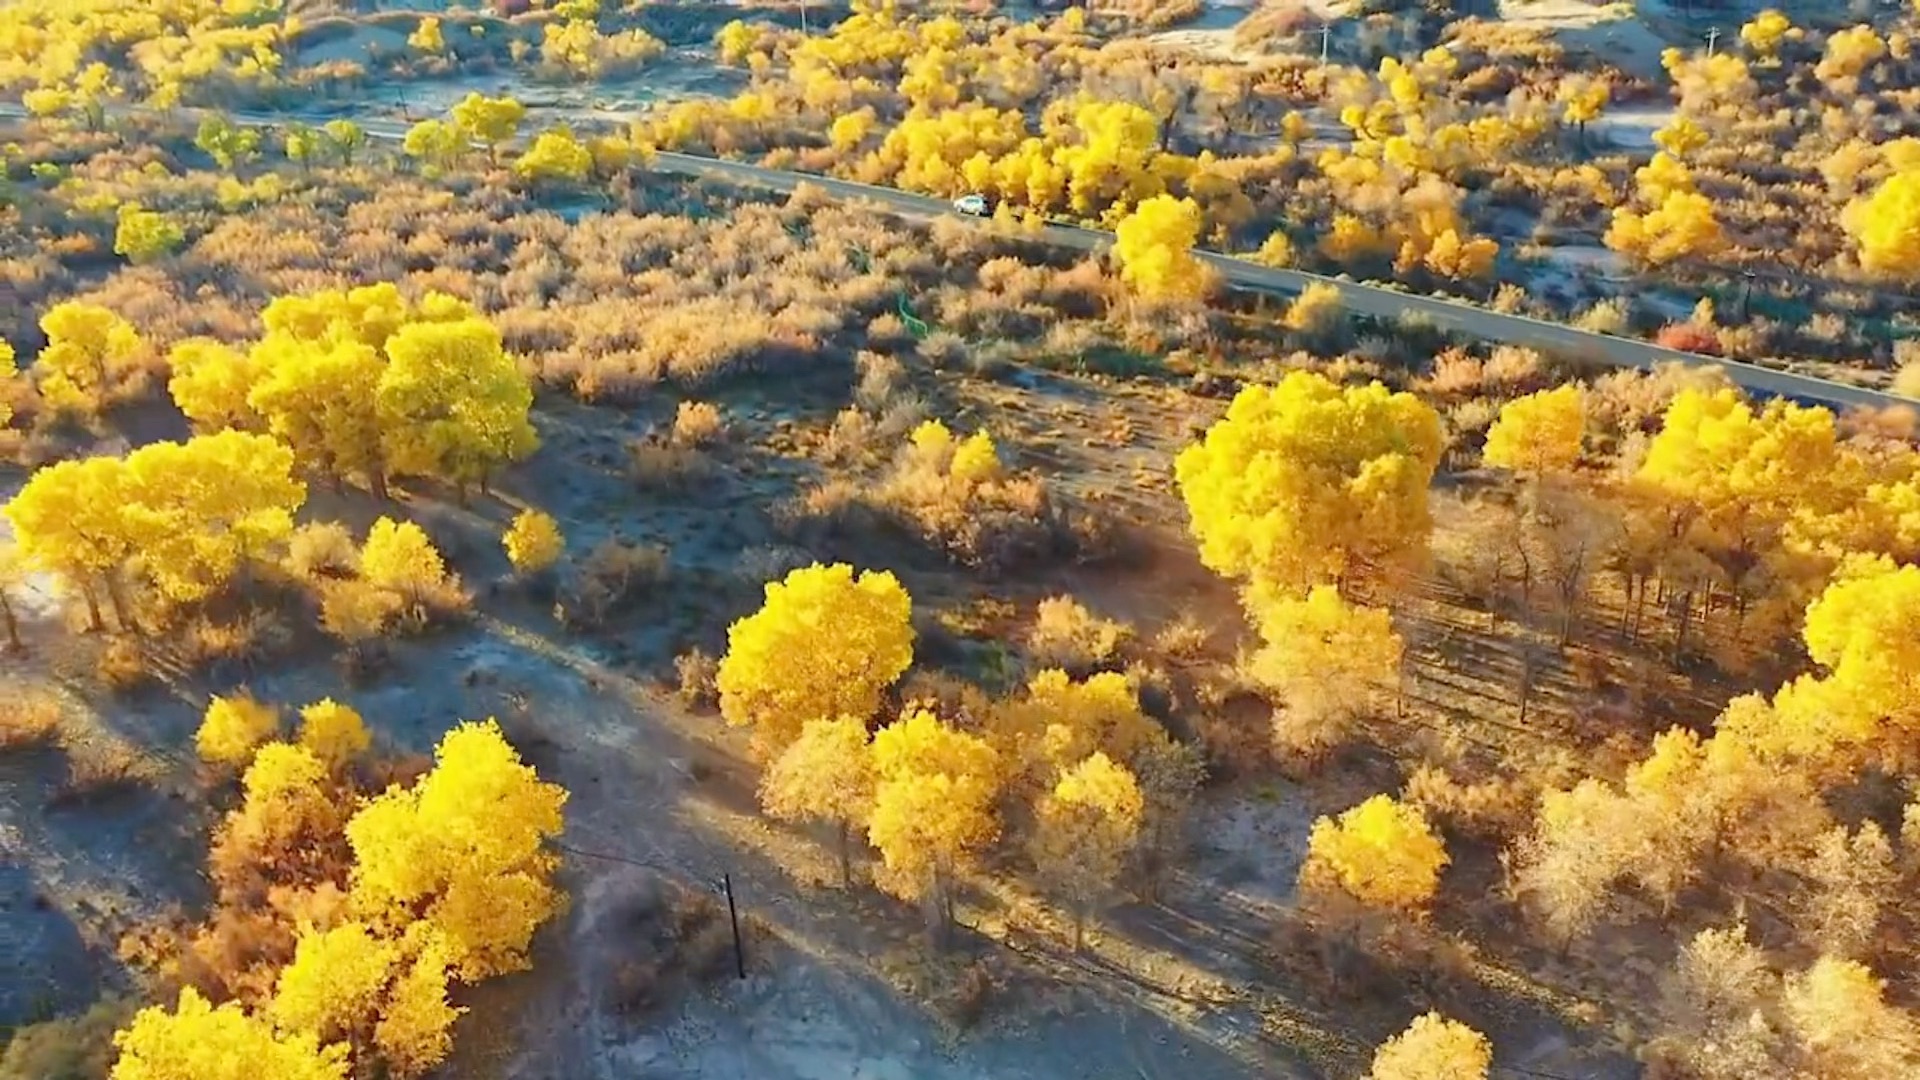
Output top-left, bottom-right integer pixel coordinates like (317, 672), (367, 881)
(57, 736), (153, 803)
(1152, 611), (1215, 664)
(675, 648), (720, 710)
(180, 612), (292, 673)
(0, 690), (63, 750)
(94, 636), (154, 694)
(671, 400), (726, 447)
(1655, 322), (1723, 356)
(558, 539), (670, 630)
(917, 330), (968, 369)
(855, 350), (905, 411)
(285, 521), (360, 582)
(824, 406), (878, 463)
(1402, 765), (1530, 841)
(866, 313), (913, 352)
(1235, 0), (1321, 50)
(630, 437), (716, 492)
(1026, 595), (1131, 673)
(0, 996), (134, 1080)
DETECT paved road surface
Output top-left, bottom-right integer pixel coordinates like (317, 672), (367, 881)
(4, 101), (1911, 413)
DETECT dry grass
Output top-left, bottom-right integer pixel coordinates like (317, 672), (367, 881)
(57, 735), (156, 803)
(93, 636), (154, 695)
(674, 648), (720, 710)
(670, 401), (726, 448)
(629, 437), (717, 493)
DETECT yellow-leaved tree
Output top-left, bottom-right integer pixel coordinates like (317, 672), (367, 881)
(377, 318), (539, 498)
(1112, 194), (1214, 303)
(1606, 190), (1724, 267)
(35, 301), (144, 415)
(1029, 751), (1143, 950)
(168, 338), (262, 432)
(1302, 794), (1449, 913)
(110, 987), (350, 1080)
(122, 432), (307, 604)
(759, 716), (877, 887)
(298, 699), (372, 770)
(1174, 372), (1443, 600)
(1794, 557), (1920, 771)
(717, 563), (915, 759)
(346, 719), (567, 981)
(247, 334), (391, 497)
(450, 93), (525, 164)
(1248, 586), (1403, 759)
(515, 127), (594, 184)
(3, 456), (141, 631)
(1842, 171), (1920, 282)
(867, 708), (1000, 934)
(1482, 385), (1587, 477)
(990, 669), (1163, 789)
(268, 921), (399, 1045)
(502, 509), (564, 576)
(196, 693), (282, 768)
(1366, 1012), (1493, 1080)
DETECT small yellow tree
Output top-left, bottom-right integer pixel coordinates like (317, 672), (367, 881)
(759, 716), (877, 887)
(1249, 587), (1404, 758)
(114, 203), (185, 264)
(867, 708), (1000, 933)
(35, 301), (144, 414)
(168, 338), (262, 432)
(1112, 194), (1213, 303)
(717, 563), (915, 758)
(1366, 1012), (1493, 1080)
(1481, 385), (1587, 477)
(197, 693), (281, 768)
(298, 699), (371, 770)
(1302, 794), (1449, 912)
(408, 15), (446, 54)
(451, 93), (526, 165)
(502, 509), (564, 576)
(1029, 752), (1143, 950)
(359, 517), (461, 619)
(515, 127), (594, 183)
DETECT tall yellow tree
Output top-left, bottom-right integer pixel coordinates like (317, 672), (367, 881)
(377, 318), (539, 497)
(1174, 372), (1444, 599)
(247, 334), (390, 497)
(1112, 194), (1213, 303)
(1302, 794), (1449, 912)
(168, 338), (262, 432)
(990, 669), (1163, 789)
(122, 432), (306, 604)
(346, 719), (567, 981)
(4, 456), (140, 630)
(1842, 171), (1920, 282)
(717, 563), (915, 758)
(1029, 751), (1143, 950)
(1247, 586), (1403, 758)
(759, 716), (877, 887)
(867, 708), (1000, 933)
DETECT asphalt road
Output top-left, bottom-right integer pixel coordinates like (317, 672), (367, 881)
(5, 101), (1911, 412)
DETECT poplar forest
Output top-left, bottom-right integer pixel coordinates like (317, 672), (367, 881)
(6, 0), (1920, 1078)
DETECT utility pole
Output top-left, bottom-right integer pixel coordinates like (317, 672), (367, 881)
(799, 0), (808, 36)
(722, 873), (746, 980)
(1705, 26), (1721, 57)
(1319, 24), (1332, 66)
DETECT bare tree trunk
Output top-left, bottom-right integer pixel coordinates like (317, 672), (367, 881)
(103, 571), (137, 635)
(836, 818), (853, 890)
(80, 580), (103, 633)
(0, 591), (20, 652)
(1073, 902), (1086, 952)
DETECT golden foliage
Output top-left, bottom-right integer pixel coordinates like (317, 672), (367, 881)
(1302, 794), (1449, 911)
(868, 708), (1000, 905)
(502, 509), (564, 576)
(297, 699), (370, 771)
(717, 563), (915, 758)
(1366, 1012), (1492, 1080)
(196, 693), (281, 768)
(1481, 385), (1586, 475)
(1174, 372), (1443, 598)
(109, 987), (350, 1080)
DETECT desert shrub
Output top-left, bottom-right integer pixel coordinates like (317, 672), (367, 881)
(196, 693), (282, 768)
(0, 689), (64, 750)
(854, 350), (905, 411)
(824, 407), (877, 463)
(877, 421), (1073, 572)
(1152, 611), (1214, 663)
(285, 522), (361, 582)
(670, 400), (725, 447)
(181, 612), (292, 673)
(866, 314), (914, 352)
(1573, 298), (1630, 335)
(557, 539), (669, 630)
(917, 330), (967, 369)
(587, 874), (747, 1019)
(629, 436), (716, 493)
(1235, 0), (1321, 50)
(94, 637), (153, 695)
(674, 648), (720, 710)
(1655, 322), (1723, 356)
(58, 736), (153, 803)
(0, 996), (134, 1080)
(1026, 595), (1131, 674)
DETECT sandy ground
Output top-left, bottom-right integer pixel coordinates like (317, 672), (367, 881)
(1499, 0), (1671, 81)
